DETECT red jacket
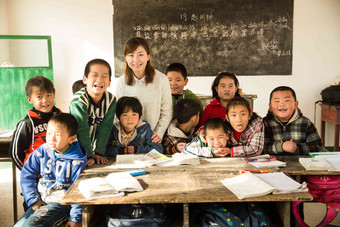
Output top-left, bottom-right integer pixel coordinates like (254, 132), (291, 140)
(198, 97), (226, 128)
(9, 107), (62, 170)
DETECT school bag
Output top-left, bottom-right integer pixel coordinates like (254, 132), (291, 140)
(292, 175), (340, 227)
(198, 203), (271, 227)
(106, 204), (174, 227)
(320, 85), (340, 105)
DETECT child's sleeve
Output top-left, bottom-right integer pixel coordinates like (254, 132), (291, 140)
(69, 101), (94, 157)
(263, 119), (285, 154)
(182, 137), (214, 157)
(296, 120), (323, 154)
(136, 124), (163, 154)
(232, 120), (265, 157)
(162, 133), (177, 154)
(104, 126), (125, 157)
(9, 120), (32, 170)
(153, 78), (173, 139)
(20, 149), (42, 208)
(94, 98), (116, 155)
(68, 159), (87, 223)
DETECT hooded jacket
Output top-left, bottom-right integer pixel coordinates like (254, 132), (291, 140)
(163, 119), (195, 154)
(263, 109), (323, 155)
(21, 141), (87, 223)
(9, 107), (62, 170)
(104, 120), (163, 157)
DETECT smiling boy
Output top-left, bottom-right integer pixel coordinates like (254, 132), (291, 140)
(166, 63), (203, 119)
(70, 59), (116, 166)
(263, 86), (323, 155)
(10, 76), (62, 170)
(182, 118), (230, 157)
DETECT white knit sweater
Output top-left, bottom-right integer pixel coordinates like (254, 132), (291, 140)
(115, 70), (172, 139)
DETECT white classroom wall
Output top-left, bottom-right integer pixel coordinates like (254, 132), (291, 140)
(2, 0), (340, 147)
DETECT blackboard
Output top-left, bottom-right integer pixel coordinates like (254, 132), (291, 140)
(113, 0), (293, 77)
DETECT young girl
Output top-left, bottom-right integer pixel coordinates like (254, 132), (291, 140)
(115, 37), (172, 143)
(198, 71), (240, 128)
(225, 96), (264, 157)
(104, 96), (163, 157)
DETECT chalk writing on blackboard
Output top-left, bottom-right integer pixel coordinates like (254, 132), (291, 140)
(113, 0), (293, 76)
(132, 13), (292, 58)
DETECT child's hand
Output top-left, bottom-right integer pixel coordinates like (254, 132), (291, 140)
(31, 200), (46, 211)
(151, 132), (162, 143)
(176, 143), (187, 152)
(125, 146), (135, 154)
(65, 221), (81, 227)
(214, 148), (231, 157)
(87, 158), (95, 166)
(93, 154), (108, 164)
(282, 140), (297, 153)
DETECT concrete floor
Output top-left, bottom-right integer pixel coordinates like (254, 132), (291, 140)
(0, 162), (339, 227)
(0, 163), (24, 227)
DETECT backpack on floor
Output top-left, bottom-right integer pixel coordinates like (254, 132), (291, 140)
(292, 175), (340, 227)
(199, 203), (271, 227)
(106, 204), (173, 227)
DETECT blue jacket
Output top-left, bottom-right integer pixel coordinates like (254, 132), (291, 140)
(104, 120), (163, 157)
(21, 141), (87, 223)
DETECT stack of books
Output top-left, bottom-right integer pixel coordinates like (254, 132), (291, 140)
(243, 155), (286, 168)
(299, 152), (340, 171)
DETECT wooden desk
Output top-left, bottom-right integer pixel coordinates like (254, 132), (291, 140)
(0, 137), (18, 223)
(61, 157), (313, 227)
(320, 103), (340, 151)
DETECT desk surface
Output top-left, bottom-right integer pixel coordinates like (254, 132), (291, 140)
(61, 156), (314, 206)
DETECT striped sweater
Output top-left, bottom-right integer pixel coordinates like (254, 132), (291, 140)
(69, 88), (116, 157)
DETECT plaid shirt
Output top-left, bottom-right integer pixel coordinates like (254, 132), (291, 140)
(263, 109), (323, 155)
(227, 114), (264, 157)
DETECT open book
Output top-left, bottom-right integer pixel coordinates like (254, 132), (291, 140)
(112, 149), (172, 169)
(299, 155), (340, 171)
(78, 172), (143, 200)
(161, 153), (200, 166)
(220, 172), (306, 199)
(243, 155), (286, 168)
(309, 151), (340, 158)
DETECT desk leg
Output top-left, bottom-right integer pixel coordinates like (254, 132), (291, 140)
(335, 125), (339, 151)
(321, 120), (325, 146)
(276, 202), (290, 227)
(82, 205), (94, 227)
(183, 203), (189, 227)
(12, 163), (17, 223)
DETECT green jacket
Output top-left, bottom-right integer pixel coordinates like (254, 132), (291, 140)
(172, 89), (203, 119)
(69, 88), (116, 157)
